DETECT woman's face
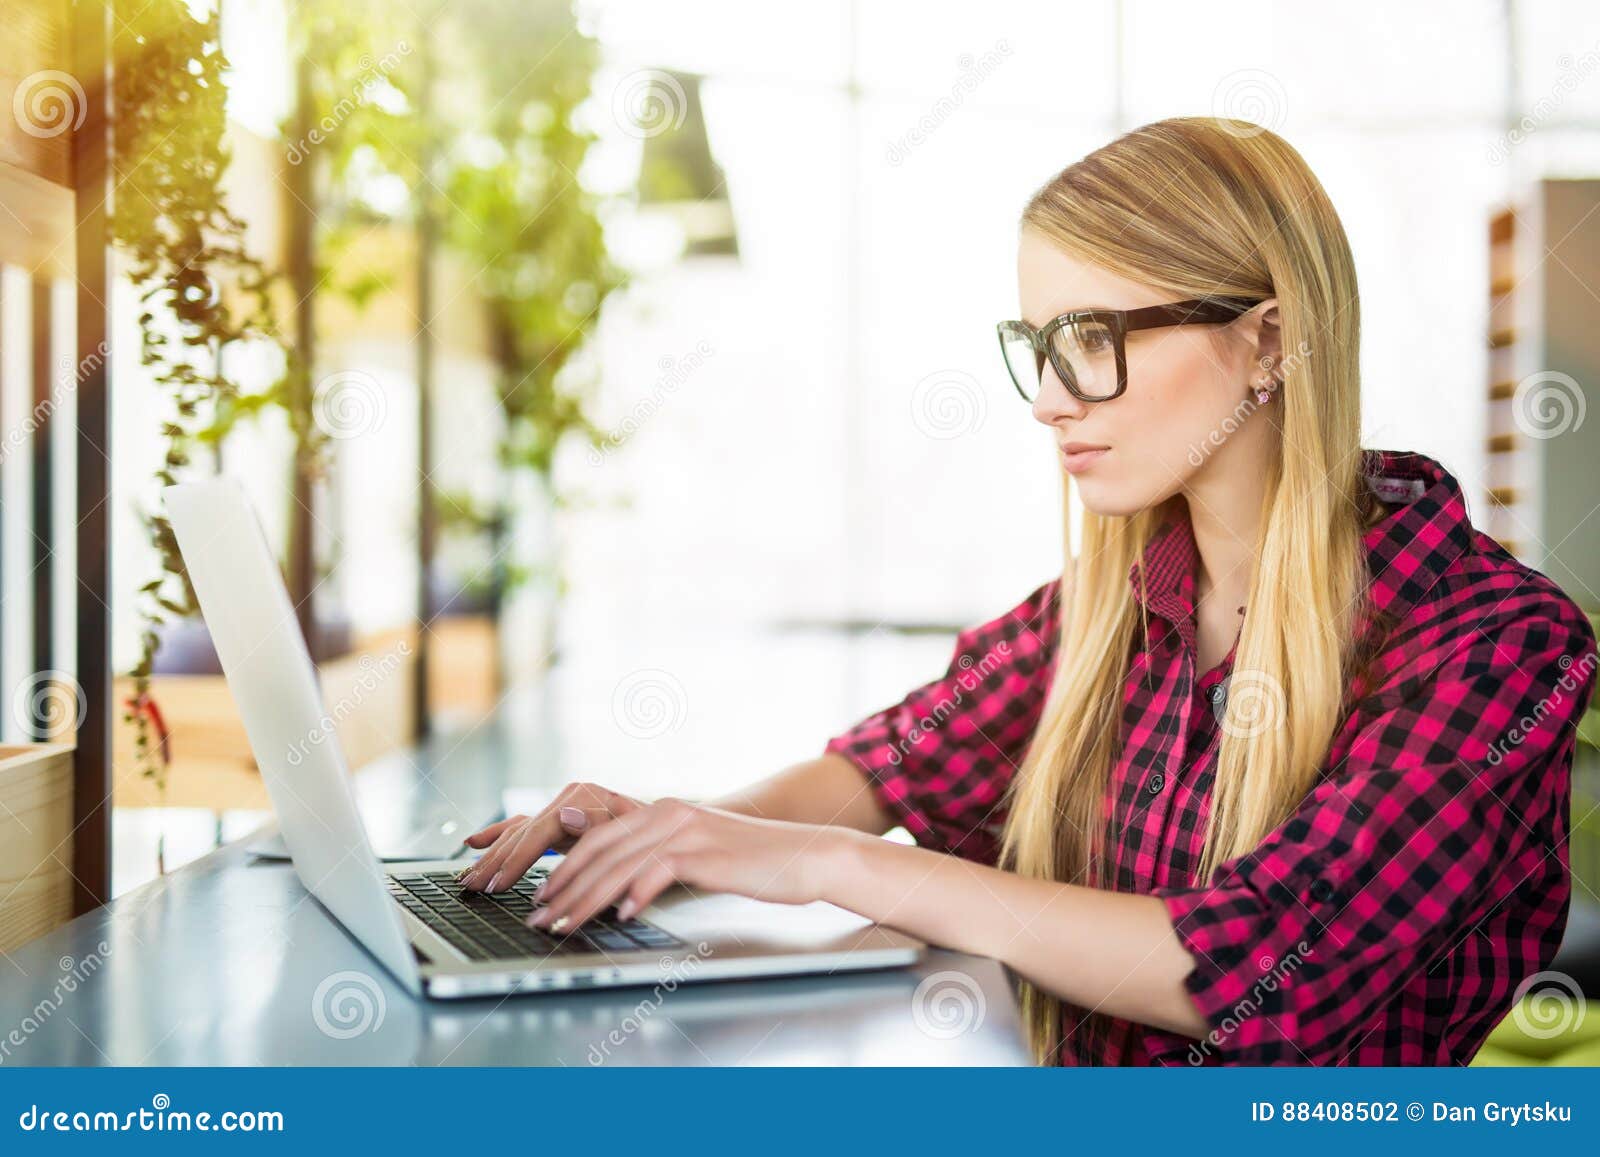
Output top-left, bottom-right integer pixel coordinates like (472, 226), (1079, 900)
(1016, 230), (1279, 517)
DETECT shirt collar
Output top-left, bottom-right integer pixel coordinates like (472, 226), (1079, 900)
(1127, 450), (1476, 643)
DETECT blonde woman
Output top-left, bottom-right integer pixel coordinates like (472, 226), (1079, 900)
(460, 118), (1598, 1065)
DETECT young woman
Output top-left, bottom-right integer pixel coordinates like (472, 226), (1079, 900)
(459, 117), (1598, 1065)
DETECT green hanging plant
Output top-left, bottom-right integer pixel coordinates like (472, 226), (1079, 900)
(292, 0), (420, 292)
(291, 0), (630, 615)
(440, 0), (629, 604)
(109, 0), (324, 792)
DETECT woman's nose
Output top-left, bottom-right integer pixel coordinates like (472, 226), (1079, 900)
(1031, 365), (1089, 427)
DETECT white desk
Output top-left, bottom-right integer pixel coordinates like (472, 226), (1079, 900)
(0, 701), (1029, 1066)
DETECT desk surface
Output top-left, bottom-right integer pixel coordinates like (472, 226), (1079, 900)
(0, 703), (1029, 1066)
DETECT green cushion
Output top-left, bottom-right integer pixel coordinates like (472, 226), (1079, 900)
(1479, 996), (1599, 1063)
(1468, 1043), (1538, 1067)
(1582, 615), (1600, 747)
(1580, 705), (1600, 750)
(1549, 1038), (1600, 1066)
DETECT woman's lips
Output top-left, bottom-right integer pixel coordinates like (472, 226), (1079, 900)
(1059, 444), (1110, 474)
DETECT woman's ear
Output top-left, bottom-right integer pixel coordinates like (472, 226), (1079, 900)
(1243, 297), (1282, 390)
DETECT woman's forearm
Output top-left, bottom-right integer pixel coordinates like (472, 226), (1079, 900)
(818, 827), (1208, 1039)
(710, 754), (894, 834)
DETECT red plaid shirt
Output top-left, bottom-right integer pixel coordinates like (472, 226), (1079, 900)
(825, 451), (1597, 1065)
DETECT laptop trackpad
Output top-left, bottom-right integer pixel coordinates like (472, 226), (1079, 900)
(646, 891), (905, 954)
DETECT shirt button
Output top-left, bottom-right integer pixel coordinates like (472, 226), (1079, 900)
(1310, 878), (1335, 902)
(1209, 685), (1225, 704)
(1147, 773), (1165, 795)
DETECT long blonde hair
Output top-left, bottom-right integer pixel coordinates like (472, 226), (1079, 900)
(999, 118), (1369, 1063)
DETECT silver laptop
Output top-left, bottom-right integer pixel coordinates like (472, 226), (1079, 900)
(165, 477), (923, 999)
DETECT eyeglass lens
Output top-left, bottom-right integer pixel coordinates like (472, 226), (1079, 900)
(1001, 319), (1119, 400)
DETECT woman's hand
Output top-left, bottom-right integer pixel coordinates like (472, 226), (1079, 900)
(527, 800), (847, 932)
(458, 782), (644, 892)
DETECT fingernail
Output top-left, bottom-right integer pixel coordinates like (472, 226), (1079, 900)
(487, 872), (504, 893)
(615, 898), (637, 921)
(549, 915), (571, 934)
(528, 908), (550, 928)
(559, 806), (588, 833)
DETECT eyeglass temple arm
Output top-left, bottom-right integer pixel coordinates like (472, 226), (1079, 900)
(1122, 297), (1259, 332)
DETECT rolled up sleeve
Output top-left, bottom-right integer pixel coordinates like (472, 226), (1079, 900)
(824, 579), (1060, 862)
(1155, 606), (1596, 1065)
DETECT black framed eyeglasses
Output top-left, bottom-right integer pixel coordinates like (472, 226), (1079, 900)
(996, 297), (1261, 403)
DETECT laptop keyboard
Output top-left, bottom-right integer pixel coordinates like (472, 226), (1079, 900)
(385, 869), (684, 962)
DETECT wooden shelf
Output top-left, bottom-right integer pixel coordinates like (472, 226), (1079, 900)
(1489, 208), (1515, 244)
(1486, 206), (1526, 562)
(0, 1), (74, 189)
(0, 161), (74, 276)
(1483, 182), (1600, 606)
(0, 744), (75, 953)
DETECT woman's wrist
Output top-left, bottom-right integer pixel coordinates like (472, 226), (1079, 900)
(808, 823), (876, 907)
